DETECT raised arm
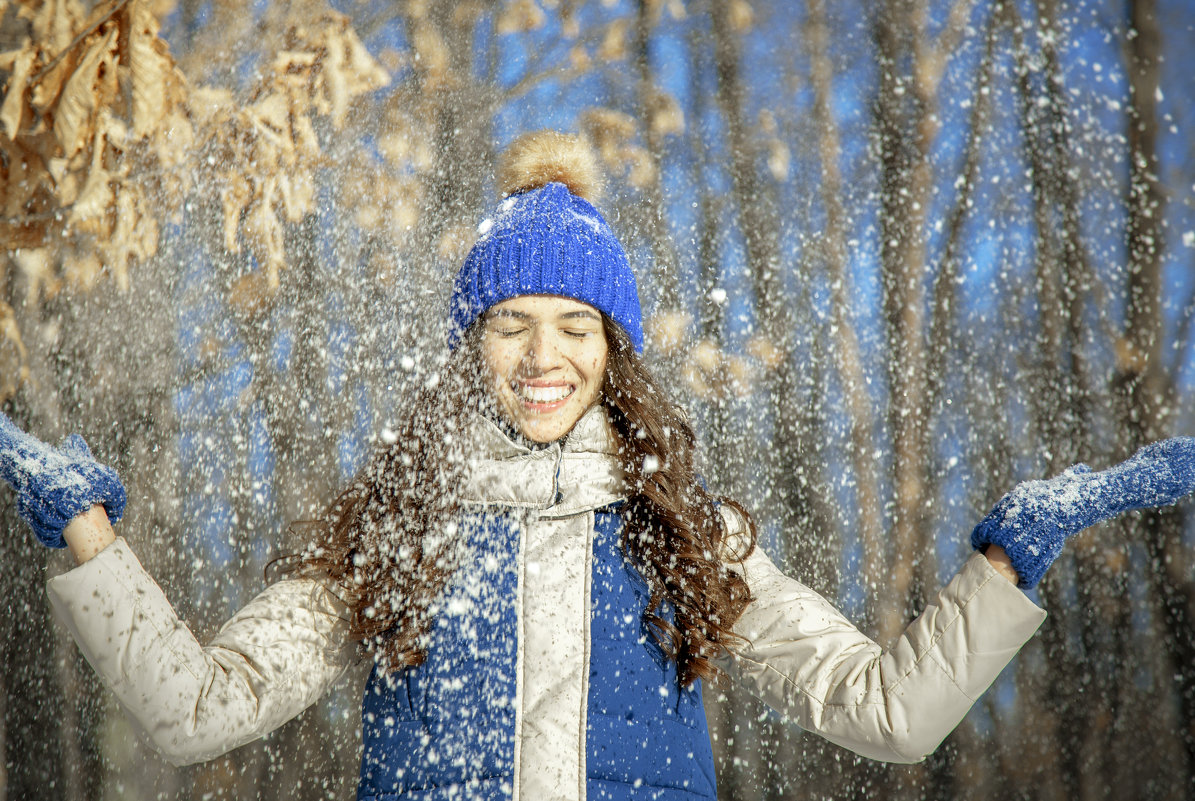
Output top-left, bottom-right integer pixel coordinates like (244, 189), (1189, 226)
(718, 511), (1044, 764)
(1, 412), (360, 765)
(718, 437), (1195, 763)
(47, 532), (360, 765)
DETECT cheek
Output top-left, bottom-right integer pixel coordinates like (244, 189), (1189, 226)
(482, 342), (515, 381)
(585, 351), (608, 387)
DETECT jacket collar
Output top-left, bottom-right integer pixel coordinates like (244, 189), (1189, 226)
(459, 404), (626, 518)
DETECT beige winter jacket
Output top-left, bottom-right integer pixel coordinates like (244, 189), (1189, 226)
(47, 406), (1046, 787)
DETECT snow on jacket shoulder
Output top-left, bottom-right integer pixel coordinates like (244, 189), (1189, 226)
(716, 504), (1046, 763)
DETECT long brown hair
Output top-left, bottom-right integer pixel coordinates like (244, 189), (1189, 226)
(289, 317), (757, 686)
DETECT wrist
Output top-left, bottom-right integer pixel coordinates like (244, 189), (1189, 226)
(983, 544), (1020, 585)
(63, 505), (116, 564)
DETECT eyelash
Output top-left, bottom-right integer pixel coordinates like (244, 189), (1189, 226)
(492, 328), (594, 339)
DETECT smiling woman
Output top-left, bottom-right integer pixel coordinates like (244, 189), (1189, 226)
(5, 130), (1194, 801)
(482, 296), (609, 443)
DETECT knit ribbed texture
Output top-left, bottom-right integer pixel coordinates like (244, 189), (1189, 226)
(0, 412), (127, 548)
(971, 437), (1195, 589)
(448, 182), (643, 351)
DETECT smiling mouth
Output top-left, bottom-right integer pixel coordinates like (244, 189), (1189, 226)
(513, 382), (575, 404)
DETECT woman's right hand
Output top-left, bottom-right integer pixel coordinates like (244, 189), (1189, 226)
(0, 411), (126, 549)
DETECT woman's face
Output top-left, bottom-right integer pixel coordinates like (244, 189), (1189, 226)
(481, 295), (609, 443)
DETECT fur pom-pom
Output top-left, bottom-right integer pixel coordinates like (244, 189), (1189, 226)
(498, 131), (603, 202)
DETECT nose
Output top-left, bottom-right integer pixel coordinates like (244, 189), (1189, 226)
(521, 326), (560, 373)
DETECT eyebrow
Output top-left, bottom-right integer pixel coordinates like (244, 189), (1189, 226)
(486, 309), (602, 323)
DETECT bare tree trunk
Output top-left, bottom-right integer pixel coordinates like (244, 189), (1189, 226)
(869, 0), (936, 648)
(1, 259), (72, 801)
(1005, 2), (1090, 793)
(806, 0), (884, 609)
(633, 0), (681, 308)
(1118, 0), (1195, 786)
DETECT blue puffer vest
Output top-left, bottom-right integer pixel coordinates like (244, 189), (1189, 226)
(358, 510), (716, 800)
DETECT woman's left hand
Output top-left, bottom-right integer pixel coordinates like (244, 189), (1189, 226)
(971, 437), (1195, 589)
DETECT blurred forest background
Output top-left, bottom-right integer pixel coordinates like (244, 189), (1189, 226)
(2, 0), (1194, 799)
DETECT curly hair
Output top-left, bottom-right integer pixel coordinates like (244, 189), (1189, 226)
(287, 317), (757, 687)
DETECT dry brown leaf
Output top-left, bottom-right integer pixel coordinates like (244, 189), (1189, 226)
(1, 140), (44, 217)
(746, 334), (784, 370)
(378, 126), (414, 166)
(766, 138), (790, 182)
(20, 0), (87, 54)
(624, 145), (655, 189)
(67, 159), (114, 235)
(681, 362), (713, 401)
(568, 44), (590, 70)
(276, 13), (387, 129)
(597, 19), (629, 61)
(228, 270), (276, 320)
(31, 49), (76, 113)
(279, 170), (315, 222)
(727, 355), (756, 397)
(125, 0), (176, 138)
(107, 186), (157, 287)
(13, 247), (56, 304)
(323, 38), (351, 127)
(412, 23), (450, 83)
(451, 2), (485, 27)
(2, 0), (385, 308)
(0, 300), (31, 404)
(251, 92), (291, 141)
(728, 0), (754, 32)
(437, 222), (475, 262)
(391, 192), (420, 235)
(582, 107), (635, 139)
(691, 339), (721, 372)
(221, 173), (252, 254)
(355, 201), (381, 231)
(581, 107), (637, 173)
(62, 251), (103, 290)
(189, 85), (234, 125)
(0, 44), (35, 140)
(647, 89), (684, 138)
(53, 25), (118, 160)
(274, 50), (318, 73)
(561, 11), (581, 38)
(336, 17), (389, 93)
(646, 310), (691, 355)
(497, 0), (546, 35)
(154, 105), (194, 173)
(242, 196), (285, 288)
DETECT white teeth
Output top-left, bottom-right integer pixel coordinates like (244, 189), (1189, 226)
(516, 384), (573, 403)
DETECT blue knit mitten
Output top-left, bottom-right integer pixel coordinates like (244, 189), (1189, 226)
(971, 437), (1195, 589)
(0, 412), (126, 548)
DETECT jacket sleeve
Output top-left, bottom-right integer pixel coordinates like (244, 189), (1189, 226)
(46, 537), (360, 766)
(717, 508), (1046, 764)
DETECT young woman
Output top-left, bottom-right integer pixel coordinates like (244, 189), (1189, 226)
(3, 132), (1194, 801)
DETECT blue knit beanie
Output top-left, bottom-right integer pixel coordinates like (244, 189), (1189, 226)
(448, 132), (644, 351)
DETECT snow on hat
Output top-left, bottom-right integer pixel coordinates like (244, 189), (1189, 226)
(447, 131), (644, 351)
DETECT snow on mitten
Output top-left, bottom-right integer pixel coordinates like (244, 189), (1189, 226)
(971, 437), (1195, 589)
(0, 412), (126, 548)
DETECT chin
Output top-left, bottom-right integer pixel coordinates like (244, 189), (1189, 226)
(520, 422), (569, 443)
